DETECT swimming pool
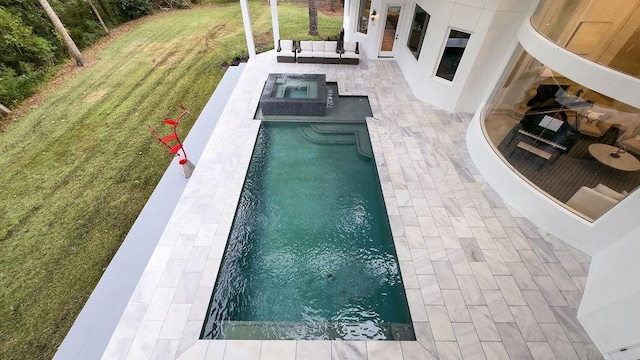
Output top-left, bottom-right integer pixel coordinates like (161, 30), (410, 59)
(200, 121), (414, 341)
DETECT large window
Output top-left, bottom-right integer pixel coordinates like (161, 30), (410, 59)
(532, 0), (640, 79)
(482, 49), (640, 221)
(435, 29), (471, 81)
(406, 5), (430, 59)
(357, 0), (371, 34)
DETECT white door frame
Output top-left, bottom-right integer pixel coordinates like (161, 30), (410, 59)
(378, 4), (404, 58)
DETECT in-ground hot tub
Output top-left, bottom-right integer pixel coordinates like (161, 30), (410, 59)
(260, 73), (327, 116)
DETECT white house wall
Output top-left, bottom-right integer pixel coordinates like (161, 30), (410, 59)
(579, 233), (640, 356)
(346, 0), (534, 111)
(454, 10), (528, 111)
(342, 0), (640, 355)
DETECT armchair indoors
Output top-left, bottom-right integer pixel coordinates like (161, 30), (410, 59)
(566, 184), (627, 221)
(619, 134), (640, 155)
(577, 110), (611, 138)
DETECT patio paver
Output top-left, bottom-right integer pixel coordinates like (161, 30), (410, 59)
(101, 51), (600, 360)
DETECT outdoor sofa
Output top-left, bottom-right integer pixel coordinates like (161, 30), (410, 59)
(297, 41), (340, 64)
(276, 40), (360, 65)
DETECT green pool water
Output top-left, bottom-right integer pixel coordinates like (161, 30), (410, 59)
(201, 122), (414, 340)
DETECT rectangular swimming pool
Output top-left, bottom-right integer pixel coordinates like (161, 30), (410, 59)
(200, 122), (414, 340)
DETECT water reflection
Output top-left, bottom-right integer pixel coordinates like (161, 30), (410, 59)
(201, 122), (414, 340)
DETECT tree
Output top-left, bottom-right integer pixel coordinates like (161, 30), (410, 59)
(308, 0), (318, 36)
(36, 0), (85, 66)
(87, 0), (109, 34)
(0, 7), (53, 68)
(0, 103), (11, 115)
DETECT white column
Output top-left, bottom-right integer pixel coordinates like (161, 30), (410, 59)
(239, 0), (256, 59)
(270, 0), (280, 49)
(342, 0), (351, 39)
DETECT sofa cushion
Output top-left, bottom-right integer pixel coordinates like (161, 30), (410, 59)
(586, 110), (605, 121)
(279, 40), (293, 51)
(593, 184), (626, 201)
(620, 136), (640, 155)
(299, 41), (313, 51)
(577, 117), (612, 137)
(312, 41), (324, 52)
(566, 186), (618, 220)
(324, 41), (337, 52)
(343, 41), (357, 53)
(341, 51), (359, 59)
(324, 51), (340, 59)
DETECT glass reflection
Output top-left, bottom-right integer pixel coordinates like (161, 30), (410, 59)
(407, 5), (430, 60)
(483, 49), (640, 221)
(358, 0), (371, 34)
(435, 29), (471, 81)
(532, 0), (640, 78)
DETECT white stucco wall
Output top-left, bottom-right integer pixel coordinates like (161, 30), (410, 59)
(346, 0), (535, 112)
(579, 233), (640, 357)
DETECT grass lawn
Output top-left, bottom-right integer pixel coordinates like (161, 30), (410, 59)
(0, 3), (341, 359)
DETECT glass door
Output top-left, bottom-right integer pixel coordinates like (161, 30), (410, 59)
(379, 5), (402, 57)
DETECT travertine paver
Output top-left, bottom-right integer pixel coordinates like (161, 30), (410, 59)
(101, 51), (601, 359)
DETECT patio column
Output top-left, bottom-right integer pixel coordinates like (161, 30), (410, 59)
(342, 0), (351, 39)
(271, 0), (280, 48)
(239, 0), (256, 59)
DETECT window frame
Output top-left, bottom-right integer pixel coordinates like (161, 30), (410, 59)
(434, 28), (472, 82)
(406, 4), (430, 60)
(356, 0), (372, 35)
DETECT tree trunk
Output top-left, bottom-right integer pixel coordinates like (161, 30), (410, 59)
(96, 0), (113, 19)
(37, 0), (85, 66)
(0, 103), (11, 115)
(308, 0), (318, 36)
(87, 0), (109, 34)
(330, 0), (336, 12)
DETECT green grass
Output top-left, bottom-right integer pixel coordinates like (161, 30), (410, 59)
(0, 3), (341, 359)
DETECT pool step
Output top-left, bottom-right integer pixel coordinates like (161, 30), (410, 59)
(217, 321), (415, 341)
(299, 124), (373, 158)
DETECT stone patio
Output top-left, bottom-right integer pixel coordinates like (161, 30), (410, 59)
(100, 51), (601, 360)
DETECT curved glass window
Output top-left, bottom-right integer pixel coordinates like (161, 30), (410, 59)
(532, 0), (640, 79)
(483, 48), (640, 221)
